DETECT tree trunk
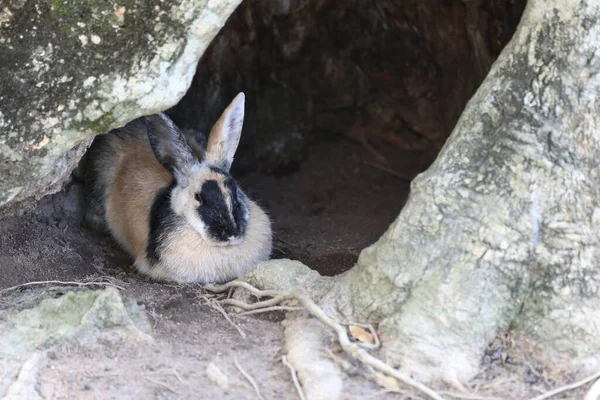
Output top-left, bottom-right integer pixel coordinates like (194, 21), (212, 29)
(247, 0), (600, 391)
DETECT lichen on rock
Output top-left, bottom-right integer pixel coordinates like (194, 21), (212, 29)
(0, 0), (242, 207)
(0, 287), (150, 396)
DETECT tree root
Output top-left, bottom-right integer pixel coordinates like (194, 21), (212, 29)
(234, 358), (265, 400)
(0, 280), (125, 295)
(530, 369), (600, 400)
(239, 306), (305, 316)
(197, 294), (247, 339)
(203, 281), (446, 400)
(283, 316), (342, 400)
(145, 377), (179, 395)
(363, 160), (412, 182)
(282, 355), (307, 400)
(584, 376), (600, 400)
(204, 279), (600, 400)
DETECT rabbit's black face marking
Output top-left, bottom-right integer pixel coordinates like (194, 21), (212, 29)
(197, 177), (248, 243)
(147, 182), (179, 266)
(224, 177), (249, 237)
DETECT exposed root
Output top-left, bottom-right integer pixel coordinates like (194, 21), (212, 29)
(326, 348), (357, 375)
(219, 295), (295, 311)
(358, 136), (390, 166)
(363, 388), (419, 399)
(0, 280), (126, 294)
(238, 306), (305, 316)
(90, 368), (188, 384)
(369, 129), (428, 152)
(284, 316), (343, 400)
(439, 391), (503, 400)
(143, 369), (188, 385)
(522, 356), (550, 387)
(234, 358), (265, 400)
(282, 355), (307, 400)
(145, 377), (179, 395)
(584, 377), (600, 400)
(203, 281), (445, 400)
(4, 352), (46, 400)
(198, 295), (247, 339)
(528, 369), (600, 400)
(364, 160), (412, 182)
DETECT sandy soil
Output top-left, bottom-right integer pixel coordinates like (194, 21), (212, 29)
(0, 138), (413, 399)
(0, 138), (584, 399)
(240, 139), (414, 276)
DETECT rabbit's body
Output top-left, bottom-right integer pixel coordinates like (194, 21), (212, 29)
(84, 93), (272, 283)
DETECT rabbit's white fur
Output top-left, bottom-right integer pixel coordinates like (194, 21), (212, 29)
(84, 93), (272, 283)
(133, 199), (271, 282)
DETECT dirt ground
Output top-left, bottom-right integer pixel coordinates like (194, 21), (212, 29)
(240, 138), (415, 276)
(0, 138), (415, 399)
(0, 138), (413, 288)
(0, 138), (587, 399)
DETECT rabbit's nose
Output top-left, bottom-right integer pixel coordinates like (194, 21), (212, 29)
(226, 236), (243, 246)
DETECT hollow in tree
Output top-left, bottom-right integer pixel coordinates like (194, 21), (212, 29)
(238, 0), (600, 396)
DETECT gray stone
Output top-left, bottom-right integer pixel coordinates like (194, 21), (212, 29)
(0, 287), (151, 396)
(0, 0), (242, 207)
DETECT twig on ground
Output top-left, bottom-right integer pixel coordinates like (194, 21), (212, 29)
(584, 377), (600, 400)
(276, 237), (302, 248)
(522, 356), (551, 387)
(143, 369), (188, 385)
(0, 280), (125, 294)
(220, 295), (293, 311)
(527, 369), (600, 400)
(203, 281), (445, 400)
(364, 388), (423, 399)
(145, 377), (179, 394)
(364, 161), (412, 181)
(238, 306), (305, 316)
(282, 355), (306, 400)
(168, 368), (187, 385)
(439, 391), (503, 400)
(234, 358), (265, 400)
(198, 295), (246, 339)
(326, 348), (356, 374)
(90, 369), (188, 389)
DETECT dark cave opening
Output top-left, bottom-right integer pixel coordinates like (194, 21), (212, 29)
(165, 0), (526, 275)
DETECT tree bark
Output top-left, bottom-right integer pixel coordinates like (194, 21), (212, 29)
(249, 0), (600, 389)
(330, 0), (600, 383)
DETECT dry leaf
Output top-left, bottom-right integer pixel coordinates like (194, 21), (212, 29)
(373, 372), (400, 390)
(349, 325), (375, 344)
(285, 299), (299, 307)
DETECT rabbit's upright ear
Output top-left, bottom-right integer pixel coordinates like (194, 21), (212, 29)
(146, 113), (196, 187)
(205, 92), (245, 172)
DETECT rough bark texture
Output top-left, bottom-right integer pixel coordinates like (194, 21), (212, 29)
(324, 0), (600, 383)
(0, 0), (241, 207)
(168, 0), (525, 174)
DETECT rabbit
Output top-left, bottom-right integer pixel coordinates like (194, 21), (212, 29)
(83, 93), (272, 283)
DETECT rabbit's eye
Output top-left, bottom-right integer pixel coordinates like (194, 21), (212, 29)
(194, 192), (203, 204)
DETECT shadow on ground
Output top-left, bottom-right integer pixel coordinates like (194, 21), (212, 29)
(0, 138), (412, 399)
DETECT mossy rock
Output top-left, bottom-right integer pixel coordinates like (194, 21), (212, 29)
(0, 287), (151, 396)
(0, 0), (242, 208)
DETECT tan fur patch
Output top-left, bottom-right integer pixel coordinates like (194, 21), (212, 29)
(105, 132), (171, 258)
